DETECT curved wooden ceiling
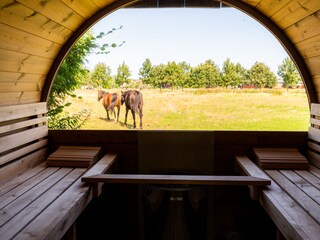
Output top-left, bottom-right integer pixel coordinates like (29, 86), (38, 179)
(0, 0), (320, 106)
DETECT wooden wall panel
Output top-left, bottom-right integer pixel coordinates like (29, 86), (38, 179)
(0, 91), (41, 106)
(0, 82), (40, 92)
(285, 11), (320, 44)
(271, 1), (320, 29)
(138, 131), (214, 174)
(91, 0), (116, 9)
(0, 72), (45, 84)
(0, 23), (61, 59)
(0, 1), (72, 44)
(256, 0), (291, 17)
(17, 0), (84, 30)
(0, 49), (52, 74)
(305, 56), (320, 75)
(296, 34), (320, 58)
(61, 0), (99, 18)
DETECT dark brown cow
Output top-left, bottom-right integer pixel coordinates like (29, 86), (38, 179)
(121, 90), (143, 129)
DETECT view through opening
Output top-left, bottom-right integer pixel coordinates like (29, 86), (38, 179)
(50, 6), (309, 131)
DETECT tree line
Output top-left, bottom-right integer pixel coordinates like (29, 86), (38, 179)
(84, 56), (301, 91)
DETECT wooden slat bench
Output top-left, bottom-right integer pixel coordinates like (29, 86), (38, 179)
(0, 102), (118, 240)
(235, 155), (320, 240)
(233, 103), (320, 240)
(0, 153), (117, 240)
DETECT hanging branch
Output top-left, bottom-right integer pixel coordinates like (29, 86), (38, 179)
(93, 25), (126, 54)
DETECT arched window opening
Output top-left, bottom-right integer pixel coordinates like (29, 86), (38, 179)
(48, 6), (309, 131)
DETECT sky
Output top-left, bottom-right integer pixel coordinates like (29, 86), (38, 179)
(85, 7), (289, 79)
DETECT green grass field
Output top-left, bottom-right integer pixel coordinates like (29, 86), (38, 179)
(66, 88), (310, 131)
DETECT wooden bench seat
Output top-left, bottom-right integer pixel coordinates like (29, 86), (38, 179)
(0, 153), (117, 240)
(235, 155), (320, 240)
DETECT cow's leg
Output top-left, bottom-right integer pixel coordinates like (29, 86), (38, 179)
(106, 108), (110, 121)
(116, 106), (120, 124)
(131, 109), (136, 128)
(139, 108), (143, 129)
(124, 108), (129, 125)
(112, 108), (117, 123)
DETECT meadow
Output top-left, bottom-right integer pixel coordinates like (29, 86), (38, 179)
(66, 88), (310, 131)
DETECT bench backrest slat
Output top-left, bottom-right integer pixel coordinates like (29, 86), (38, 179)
(0, 102), (48, 183)
(308, 103), (320, 168)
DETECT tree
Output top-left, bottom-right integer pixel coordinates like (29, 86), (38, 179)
(48, 27), (124, 129)
(248, 62), (277, 89)
(149, 64), (166, 90)
(163, 61), (184, 89)
(188, 60), (221, 88)
(90, 62), (113, 88)
(277, 57), (301, 90)
(221, 58), (246, 88)
(139, 58), (153, 87)
(115, 61), (131, 87)
(177, 61), (192, 90)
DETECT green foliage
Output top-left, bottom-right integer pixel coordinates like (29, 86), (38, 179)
(248, 62), (277, 89)
(47, 109), (91, 130)
(90, 62), (113, 88)
(221, 58), (247, 88)
(277, 57), (301, 89)
(48, 27), (124, 129)
(139, 58), (153, 86)
(189, 60), (220, 88)
(115, 61), (131, 87)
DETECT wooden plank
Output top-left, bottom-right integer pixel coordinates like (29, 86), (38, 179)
(0, 82), (40, 92)
(311, 103), (320, 116)
(307, 150), (320, 169)
(0, 163), (46, 194)
(285, 11), (320, 43)
(310, 118), (320, 127)
(0, 116), (47, 134)
(82, 174), (271, 186)
(0, 167), (73, 227)
(0, 48), (52, 74)
(308, 126), (320, 143)
(0, 1), (72, 44)
(0, 22), (61, 59)
(60, 0), (99, 18)
(13, 153), (117, 240)
(272, 1), (320, 29)
(305, 55), (320, 76)
(0, 72), (45, 83)
(0, 139), (48, 166)
(256, 0), (292, 17)
(307, 141), (320, 153)
(91, 0), (115, 9)
(0, 148), (47, 183)
(235, 155), (320, 240)
(17, 0), (84, 30)
(296, 34), (320, 59)
(0, 168), (85, 240)
(295, 168), (320, 191)
(267, 169), (320, 224)
(0, 167), (59, 209)
(309, 165), (320, 178)
(0, 125), (48, 153)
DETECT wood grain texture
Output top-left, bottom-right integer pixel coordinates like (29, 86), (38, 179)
(82, 174), (271, 186)
(236, 155), (320, 240)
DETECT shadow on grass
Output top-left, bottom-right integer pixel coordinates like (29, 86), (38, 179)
(99, 117), (134, 129)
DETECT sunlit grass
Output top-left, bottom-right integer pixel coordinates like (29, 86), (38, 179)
(65, 88), (309, 131)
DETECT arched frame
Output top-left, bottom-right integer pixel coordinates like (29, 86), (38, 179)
(41, 0), (317, 105)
